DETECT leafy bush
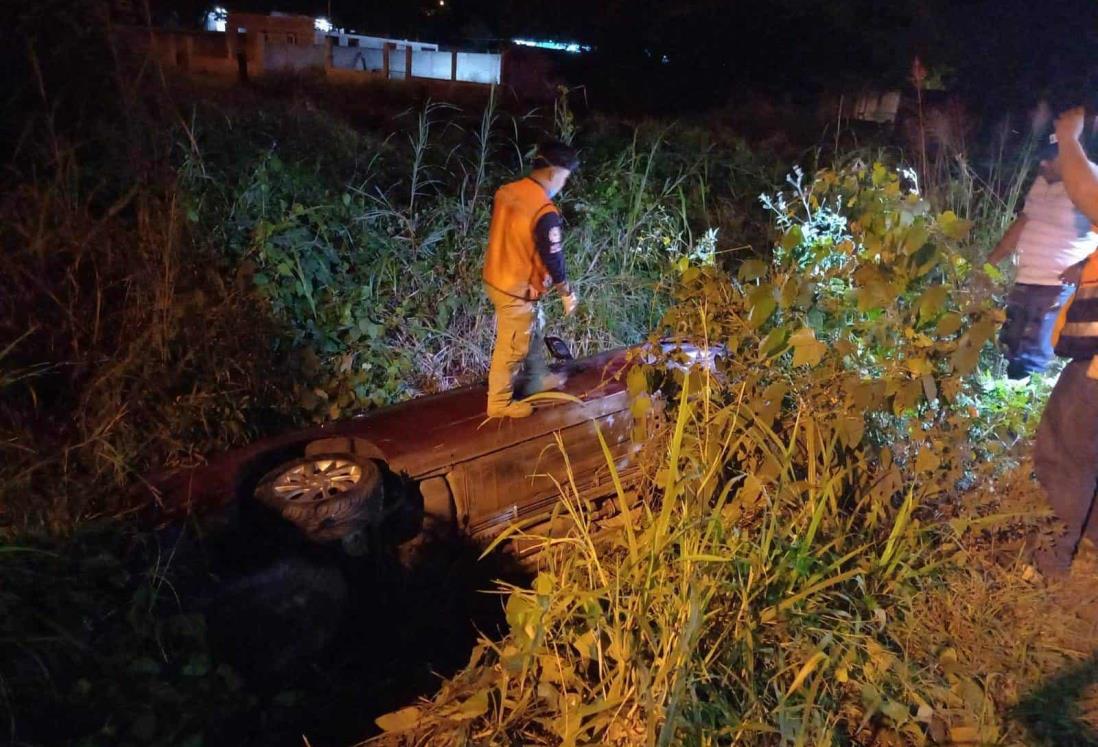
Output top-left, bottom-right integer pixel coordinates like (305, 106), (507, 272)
(4, 17), (1078, 742)
(181, 97), (742, 420)
(369, 161), (1064, 745)
(6, 74), (764, 527)
(0, 56), (772, 743)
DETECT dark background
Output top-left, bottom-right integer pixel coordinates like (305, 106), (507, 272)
(5, 0), (1098, 153)
(137, 0), (1098, 116)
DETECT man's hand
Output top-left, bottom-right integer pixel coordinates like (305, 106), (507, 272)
(561, 292), (579, 317)
(1055, 108), (1098, 225)
(1056, 107), (1087, 145)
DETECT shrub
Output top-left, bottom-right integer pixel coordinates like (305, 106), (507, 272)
(369, 161), (1054, 745)
(181, 97), (739, 419)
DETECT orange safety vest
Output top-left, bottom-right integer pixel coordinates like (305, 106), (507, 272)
(1053, 249), (1098, 359)
(483, 177), (559, 300)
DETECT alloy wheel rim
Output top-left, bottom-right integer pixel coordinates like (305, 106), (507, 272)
(272, 458), (363, 503)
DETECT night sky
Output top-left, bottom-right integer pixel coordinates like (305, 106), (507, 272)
(148, 0), (1098, 103)
(0, 0), (1062, 118)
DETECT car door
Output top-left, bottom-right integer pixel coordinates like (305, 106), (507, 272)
(445, 396), (637, 538)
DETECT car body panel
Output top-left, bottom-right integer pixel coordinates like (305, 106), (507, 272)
(149, 346), (639, 537)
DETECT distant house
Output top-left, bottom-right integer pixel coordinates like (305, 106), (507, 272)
(137, 8), (504, 86)
(330, 32), (438, 53)
(227, 11), (315, 46)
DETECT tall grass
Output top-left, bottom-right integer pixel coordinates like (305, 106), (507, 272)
(2, 44), (776, 529)
(5, 10), (1082, 743)
(370, 160), (1089, 745)
(915, 102), (1041, 254)
(371, 364), (960, 744)
(0, 112), (294, 529)
(182, 94), (763, 419)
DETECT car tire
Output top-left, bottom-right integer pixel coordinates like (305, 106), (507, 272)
(254, 453), (384, 543)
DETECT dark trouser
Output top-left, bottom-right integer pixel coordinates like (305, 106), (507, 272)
(1033, 359), (1098, 567)
(999, 283), (1074, 379)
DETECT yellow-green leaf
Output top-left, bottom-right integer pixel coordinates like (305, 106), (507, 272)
(914, 448), (940, 473)
(785, 651), (828, 698)
(626, 365), (648, 397)
(573, 628), (599, 661)
(792, 340), (826, 367)
(781, 225), (804, 251)
(902, 224), (929, 255)
(779, 276), (800, 308)
(839, 416), (865, 448)
(788, 326), (816, 347)
(938, 210), (972, 241)
(936, 313), (963, 337)
(758, 326), (790, 358)
(375, 706), (422, 732)
(748, 286), (777, 328)
(789, 327), (826, 367)
(905, 357), (933, 376)
(453, 689), (489, 721)
(534, 572), (554, 596)
(739, 258), (769, 281)
(917, 285), (948, 324)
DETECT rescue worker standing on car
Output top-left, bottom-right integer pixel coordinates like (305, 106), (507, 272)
(483, 141), (580, 418)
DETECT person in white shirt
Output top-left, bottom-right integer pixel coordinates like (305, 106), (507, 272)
(989, 141), (1098, 378)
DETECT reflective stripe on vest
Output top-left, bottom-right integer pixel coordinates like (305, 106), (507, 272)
(483, 178), (558, 301)
(1053, 250), (1098, 359)
(1060, 321), (1098, 336)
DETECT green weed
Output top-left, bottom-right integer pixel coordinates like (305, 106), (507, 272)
(370, 161), (1088, 745)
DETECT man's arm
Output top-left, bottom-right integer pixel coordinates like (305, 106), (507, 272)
(534, 212), (568, 293)
(1056, 108), (1098, 225)
(987, 215), (1027, 265)
(533, 211), (578, 314)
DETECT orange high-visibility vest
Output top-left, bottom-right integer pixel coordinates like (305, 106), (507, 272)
(1054, 249), (1098, 359)
(483, 177), (558, 300)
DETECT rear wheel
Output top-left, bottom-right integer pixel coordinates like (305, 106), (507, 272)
(254, 453), (383, 543)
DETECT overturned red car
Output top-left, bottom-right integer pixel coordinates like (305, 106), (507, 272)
(150, 339), (719, 553)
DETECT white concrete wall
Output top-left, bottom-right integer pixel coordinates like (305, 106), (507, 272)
(456, 52), (501, 85)
(142, 26), (501, 85)
(411, 49), (453, 81)
(332, 47), (500, 83)
(332, 46), (385, 71)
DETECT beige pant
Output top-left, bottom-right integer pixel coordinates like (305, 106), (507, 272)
(486, 284), (547, 412)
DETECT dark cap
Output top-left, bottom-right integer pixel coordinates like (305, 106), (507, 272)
(533, 141), (580, 171)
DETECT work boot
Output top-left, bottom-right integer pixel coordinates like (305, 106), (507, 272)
(487, 400), (534, 418)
